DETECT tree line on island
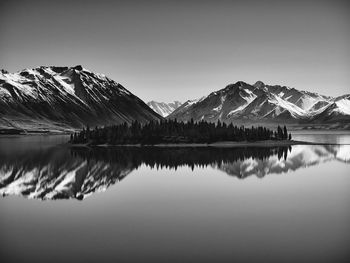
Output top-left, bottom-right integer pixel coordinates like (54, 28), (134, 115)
(70, 119), (292, 145)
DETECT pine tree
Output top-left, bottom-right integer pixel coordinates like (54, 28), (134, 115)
(277, 125), (283, 140)
(283, 125), (288, 140)
(70, 120), (287, 145)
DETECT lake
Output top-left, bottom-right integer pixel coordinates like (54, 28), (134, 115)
(0, 132), (350, 263)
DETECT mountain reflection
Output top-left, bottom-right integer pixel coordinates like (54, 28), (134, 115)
(0, 145), (349, 200)
(72, 146), (291, 171)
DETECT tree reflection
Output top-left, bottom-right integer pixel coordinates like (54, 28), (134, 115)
(71, 146), (291, 171)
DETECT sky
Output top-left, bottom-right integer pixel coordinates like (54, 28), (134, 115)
(0, 0), (349, 102)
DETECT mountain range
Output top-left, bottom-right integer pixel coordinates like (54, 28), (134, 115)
(0, 66), (162, 132)
(168, 81), (350, 127)
(147, 100), (182, 117)
(1, 66), (350, 131)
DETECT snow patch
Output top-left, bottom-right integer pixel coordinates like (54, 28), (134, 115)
(212, 95), (227, 112)
(148, 101), (183, 117)
(297, 95), (326, 111)
(270, 94), (306, 117)
(213, 105), (222, 112)
(54, 75), (75, 95)
(335, 99), (350, 115)
(227, 92), (256, 117)
(0, 88), (11, 98)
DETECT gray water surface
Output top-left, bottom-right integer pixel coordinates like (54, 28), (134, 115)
(0, 134), (349, 263)
(292, 130), (350, 144)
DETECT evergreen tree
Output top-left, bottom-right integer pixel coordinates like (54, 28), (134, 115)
(70, 120), (290, 145)
(283, 125), (288, 140)
(277, 125), (283, 140)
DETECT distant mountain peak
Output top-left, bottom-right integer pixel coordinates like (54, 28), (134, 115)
(253, 80), (265, 88)
(73, 65), (83, 71)
(235, 80), (246, 86)
(147, 100), (183, 117)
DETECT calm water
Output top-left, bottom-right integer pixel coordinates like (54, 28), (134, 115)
(0, 133), (350, 263)
(292, 130), (350, 144)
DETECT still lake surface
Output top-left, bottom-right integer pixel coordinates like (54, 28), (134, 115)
(0, 132), (350, 263)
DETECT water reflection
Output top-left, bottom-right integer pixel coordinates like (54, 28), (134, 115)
(0, 145), (349, 200)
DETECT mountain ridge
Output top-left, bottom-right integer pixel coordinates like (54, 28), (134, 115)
(168, 81), (350, 127)
(0, 65), (162, 131)
(2, 67), (349, 131)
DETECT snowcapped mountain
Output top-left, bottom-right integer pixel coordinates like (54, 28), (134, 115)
(0, 66), (162, 131)
(169, 97), (206, 118)
(167, 81), (350, 126)
(147, 101), (182, 117)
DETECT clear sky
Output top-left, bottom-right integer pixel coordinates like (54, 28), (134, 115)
(1, 0), (349, 102)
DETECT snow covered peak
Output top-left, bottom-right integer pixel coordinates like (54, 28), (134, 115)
(147, 101), (183, 117)
(168, 80), (349, 125)
(0, 65), (162, 131)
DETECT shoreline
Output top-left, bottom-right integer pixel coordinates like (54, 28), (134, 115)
(69, 140), (331, 148)
(2, 128), (350, 137)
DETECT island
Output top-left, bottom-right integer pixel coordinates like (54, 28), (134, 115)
(68, 119), (303, 147)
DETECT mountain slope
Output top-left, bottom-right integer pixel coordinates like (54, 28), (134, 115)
(147, 101), (182, 117)
(168, 97), (206, 119)
(310, 95), (350, 123)
(168, 81), (350, 126)
(0, 66), (162, 131)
